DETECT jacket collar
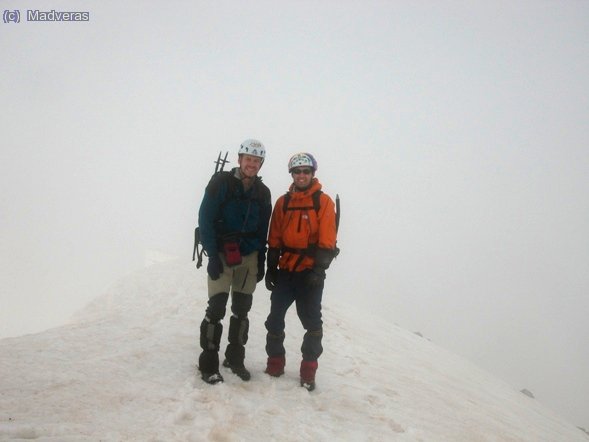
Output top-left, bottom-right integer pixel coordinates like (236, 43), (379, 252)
(288, 178), (322, 200)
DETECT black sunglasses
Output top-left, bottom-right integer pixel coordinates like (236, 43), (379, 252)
(292, 168), (313, 175)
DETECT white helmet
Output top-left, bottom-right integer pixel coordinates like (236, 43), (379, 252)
(238, 139), (266, 160)
(288, 152), (317, 173)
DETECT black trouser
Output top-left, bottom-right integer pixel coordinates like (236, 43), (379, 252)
(264, 269), (323, 361)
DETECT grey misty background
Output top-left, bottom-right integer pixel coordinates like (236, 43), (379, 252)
(1, 0), (588, 428)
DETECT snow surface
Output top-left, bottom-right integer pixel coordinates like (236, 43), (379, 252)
(0, 261), (586, 441)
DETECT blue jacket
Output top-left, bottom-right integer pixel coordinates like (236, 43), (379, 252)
(198, 168), (272, 257)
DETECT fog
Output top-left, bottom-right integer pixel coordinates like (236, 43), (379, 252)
(1, 0), (588, 428)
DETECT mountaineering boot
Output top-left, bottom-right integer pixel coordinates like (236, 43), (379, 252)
(198, 315), (224, 385)
(300, 360), (318, 391)
(224, 314), (251, 381)
(198, 292), (229, 385)
(265, 355), (286, 377)
(201, 370), (224, 385)
(199, 349), (224, 385)
(222, 359), (251, 381)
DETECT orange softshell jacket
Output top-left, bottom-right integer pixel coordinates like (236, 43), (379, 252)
(268, 178), (337, 272)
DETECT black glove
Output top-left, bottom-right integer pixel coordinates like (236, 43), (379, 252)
(265, 248), (280, 291)
(257, 249), (266, 282)
(267, 248), (280, 269)
(265, 268), (278, 291)
(314, 248), (335, 270)
(305, 267), (326, 288)
(207, 255), (223, 280)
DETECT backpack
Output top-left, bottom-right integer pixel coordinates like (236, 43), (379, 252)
(193, 170), (269, 268)
(282, 189), (323, 216)
(282, 190), (340, 232)
(280, 190), (341, 264)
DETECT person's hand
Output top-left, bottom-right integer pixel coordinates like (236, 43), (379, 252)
(207, 255), (223, 280)
(265, 268), (278, 291)
(305, 267), (325, 288)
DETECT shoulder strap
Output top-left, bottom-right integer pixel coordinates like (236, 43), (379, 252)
(312, 190), (322, 214)
(282, 190), (322, 214)
(214, 171), (237, 211)
(251, 178), (270, 204)
(282, 192), (292, 214)
(206, 170), (234, 196)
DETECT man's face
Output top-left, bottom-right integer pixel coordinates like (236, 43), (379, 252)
(238, 154), (262, 178)
(291, 167), (314, 190)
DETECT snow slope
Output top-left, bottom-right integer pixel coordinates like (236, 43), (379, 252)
(0, 261), (586, 441)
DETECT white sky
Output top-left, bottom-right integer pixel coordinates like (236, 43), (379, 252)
(1, 0), (588, 428)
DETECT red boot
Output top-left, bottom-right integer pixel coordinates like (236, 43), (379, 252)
(265, 355), (285, 377)
(300, 360), (318, 391)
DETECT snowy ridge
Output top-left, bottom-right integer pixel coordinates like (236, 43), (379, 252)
(0, 261), (586, 441)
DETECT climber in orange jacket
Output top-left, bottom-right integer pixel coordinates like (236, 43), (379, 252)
(264, 152), (338, 391)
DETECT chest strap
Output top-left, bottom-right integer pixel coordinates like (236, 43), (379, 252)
(281, 244), (317, 271)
